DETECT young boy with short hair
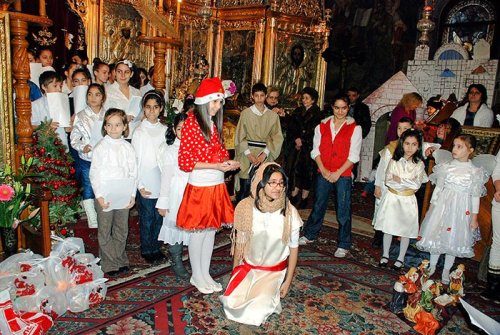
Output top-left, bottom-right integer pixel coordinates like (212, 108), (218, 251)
(235, 83), (283, 201)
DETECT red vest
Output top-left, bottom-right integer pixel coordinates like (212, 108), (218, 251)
(318, 119), (356, 177)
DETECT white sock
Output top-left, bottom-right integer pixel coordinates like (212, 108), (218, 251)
(201, 230), (218, 286)
(397, 237), (409, 263)
(382, 233), (392, 259)
(429, 254), (441, 277)
(442, 254), (455, 284)
(188, 231), (210, 288)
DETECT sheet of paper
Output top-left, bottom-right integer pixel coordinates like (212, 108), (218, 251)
(140, 167), (161, 198)
(46, 92), (71, 127)
(460, 298), (500, 335)
(29, 63), (55, 86)
(102, 178), (135, 212)
(89, 120), (104, 147)
(127, 96), (143, 118)
(87, 64), (94, 81)
(72, 85), (88, 114)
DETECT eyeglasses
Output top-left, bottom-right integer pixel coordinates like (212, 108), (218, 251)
(267, 181), (285, 188)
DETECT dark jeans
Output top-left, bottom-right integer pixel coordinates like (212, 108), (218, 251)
(237, 178), (251, 203)
(79, 159), (94, 200)
(304, 174), (352, 249)
(136, 192), (163, 256)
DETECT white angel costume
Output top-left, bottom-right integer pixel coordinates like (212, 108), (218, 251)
(374, 158), (427, 238)
(156, 139), (191, 245)
(417, 159), (488, 258)
(220, 206), (302, 326)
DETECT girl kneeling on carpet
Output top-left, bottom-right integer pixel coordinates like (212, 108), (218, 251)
(374, 128), (427, 271)
(220, 162), (302, 326)
(177, 77), (240, 294)
(156, 112), (191, 280)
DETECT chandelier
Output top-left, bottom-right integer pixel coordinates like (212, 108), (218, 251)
(197, 0), (213, 28)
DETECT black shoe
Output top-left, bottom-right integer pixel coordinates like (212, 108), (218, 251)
(106, 270), (121, 277)
(378, 257), (389, 268)
(152, 251), (167, 262)
(141, 253), (156, 263)
(392, 260), (404, 271)
(119, 266), (130, 274)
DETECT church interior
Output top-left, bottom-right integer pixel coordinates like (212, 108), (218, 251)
(0, 0), (499, 334)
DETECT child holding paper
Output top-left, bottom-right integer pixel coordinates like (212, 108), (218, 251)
(31, 71), (71, 148)
(132, 90), (168, 263)
(90, 108), (137, 277)
(70, 84), (106, 229)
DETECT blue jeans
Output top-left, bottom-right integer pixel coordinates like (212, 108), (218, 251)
(79, 160), (94, 200)
(136, 192), (163, 256)
(304, 174), (352, 249)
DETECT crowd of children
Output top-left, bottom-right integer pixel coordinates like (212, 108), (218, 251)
(24, 47), (498, 326)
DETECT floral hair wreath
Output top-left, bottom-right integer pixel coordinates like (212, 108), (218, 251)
(116, 59), (134, 69)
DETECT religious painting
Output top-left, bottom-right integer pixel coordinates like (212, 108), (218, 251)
(99, 1), (152, 68)
(460, 126), (500, 155)
(274, 35), (317, 106)
(221, 30), (256, 103)
(0, 13), (14, 168)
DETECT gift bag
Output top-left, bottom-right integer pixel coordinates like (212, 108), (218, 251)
(42, 256), (72, 291)
(50, 236), (85, 257)
(71, 258), (104, 285)
(36, 286), (68, 320)
(66, 278), (108, 313)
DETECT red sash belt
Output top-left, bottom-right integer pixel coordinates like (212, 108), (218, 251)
(223, 259), (288, 296)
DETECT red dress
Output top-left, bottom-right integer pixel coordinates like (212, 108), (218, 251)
(177, 112), (234, 230)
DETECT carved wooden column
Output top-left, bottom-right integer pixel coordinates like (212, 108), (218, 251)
(138, 36), (181, 93)
(262, 14), (277, 86)
(8, 11), (51, 166)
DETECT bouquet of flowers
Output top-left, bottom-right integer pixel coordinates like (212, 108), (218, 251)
(0, 156), (34, 229)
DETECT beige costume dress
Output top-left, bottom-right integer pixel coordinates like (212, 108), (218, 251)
(220, 206), (302, 326)
(373, 158), (427, 238)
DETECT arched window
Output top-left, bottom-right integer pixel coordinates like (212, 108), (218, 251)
(442, 0), (495, 47)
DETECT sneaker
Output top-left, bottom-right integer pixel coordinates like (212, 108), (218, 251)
(298, 236), (314, 245)
(334, 248), (348, 258)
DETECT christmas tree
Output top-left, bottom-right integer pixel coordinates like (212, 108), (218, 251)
(31, 121), (81, 237)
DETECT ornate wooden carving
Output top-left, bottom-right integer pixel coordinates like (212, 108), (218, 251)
(0, 12), (14, 168)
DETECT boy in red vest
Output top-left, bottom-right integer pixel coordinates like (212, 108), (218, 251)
(298, 95), (362, 258)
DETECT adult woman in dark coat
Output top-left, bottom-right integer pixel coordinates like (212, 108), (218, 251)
(284, 87), (323, 209)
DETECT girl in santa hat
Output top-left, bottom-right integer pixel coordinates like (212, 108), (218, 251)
(177, 77), (240, 294)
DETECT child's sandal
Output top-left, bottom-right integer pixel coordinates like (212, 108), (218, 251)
(378, 257), (389, 267)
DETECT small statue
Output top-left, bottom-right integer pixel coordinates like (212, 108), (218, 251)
(419, 279), (435, 312)
(448, 264), (465, 296)
(390, 267), (418, 314)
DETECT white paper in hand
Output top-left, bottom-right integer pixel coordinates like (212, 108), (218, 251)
(140, 167), (161, 198)
(102, 178), (135, 212)
(89, 120), (104, 147)
(127, 96), (143, 118)
(30, 63), (55, 86)
(46, 92), (71, 127)
(72, 85), (88, 115)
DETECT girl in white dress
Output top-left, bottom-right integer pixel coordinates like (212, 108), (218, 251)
(220, 162), (303, 326)
(417, 134), (488, 284)
(156, 112), (191, 280)
(374, 129), (427, 271)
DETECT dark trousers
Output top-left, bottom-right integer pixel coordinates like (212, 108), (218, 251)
(136, 192), (163, 256)
(304, 174), (353, 249)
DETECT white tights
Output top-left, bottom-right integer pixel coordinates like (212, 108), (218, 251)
(429, 253), (455, 282)
(382, 233), (409, 263)
(188, 230), (219, 287)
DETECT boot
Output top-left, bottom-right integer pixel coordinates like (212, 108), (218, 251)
(82, 199), (98, 229)
(480, 269), (500, 304)
(169, 243), (190, 280)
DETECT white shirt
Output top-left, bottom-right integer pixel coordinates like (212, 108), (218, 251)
(451, 103), (494, 128)
(131, 119), (167, 194)
(310, 116), (362, 164)
(70, 106), (105, 161)
(90, 135), (138, 199)
(31, 96), (69, 149)
(104, 82), (141, 114)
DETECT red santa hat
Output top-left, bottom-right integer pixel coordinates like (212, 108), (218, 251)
(194, 77), (226, 105)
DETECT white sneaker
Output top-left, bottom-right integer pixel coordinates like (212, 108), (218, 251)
(298, 236), (314, 245)
(334, 248), (348, 258)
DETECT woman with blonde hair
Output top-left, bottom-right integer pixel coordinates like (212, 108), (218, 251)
(385, 92), (423, 143)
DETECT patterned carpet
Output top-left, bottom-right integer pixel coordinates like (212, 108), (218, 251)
(49, 224), (500, 334)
